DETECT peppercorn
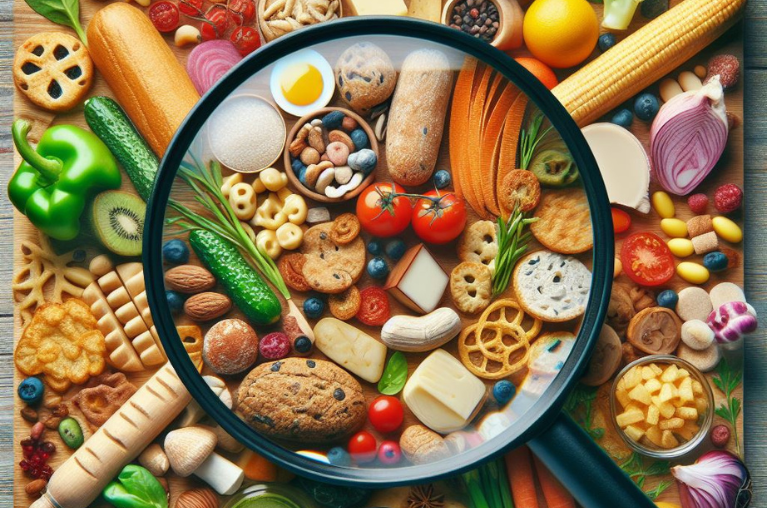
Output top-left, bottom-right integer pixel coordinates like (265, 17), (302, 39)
(449, 0), (500, 43)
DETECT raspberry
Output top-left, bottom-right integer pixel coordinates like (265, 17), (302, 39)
(713, 184), (743, 213)
(258, 332), (291, 360)
(687, 193), (709, 214)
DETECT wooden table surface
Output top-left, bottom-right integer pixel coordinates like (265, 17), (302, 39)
(1, 1), (766, 507)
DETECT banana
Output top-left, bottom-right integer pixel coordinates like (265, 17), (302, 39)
(381, 308), (462, 352)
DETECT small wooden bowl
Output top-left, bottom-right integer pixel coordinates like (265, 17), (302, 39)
(258, 0), (344, 42)
(441, 0), (523, 51)
(284, 107), (378, 204)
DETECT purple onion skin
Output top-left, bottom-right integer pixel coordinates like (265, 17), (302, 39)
(707, 301), (758, 344)
(674, 450), (752, 508)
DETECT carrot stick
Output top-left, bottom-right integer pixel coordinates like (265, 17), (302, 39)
(533, 455), (576, 508)
(480, 82), (520, 217)
(496, 94), (529, 200)
(505, 446), (539, 508)
(468, 65), (495, 219)
(449, 57), (478, 204)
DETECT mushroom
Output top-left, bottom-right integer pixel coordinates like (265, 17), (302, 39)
(581, 324), (622, 386)
(164, 426), (244, 495)
(137, 443), (169, 476)
(202, 424), (244, 454)
(176, 376), (232, 428)
(380, 308), (462, 352)
(707, 301), (758, 345)
(627, 307), (682, 355)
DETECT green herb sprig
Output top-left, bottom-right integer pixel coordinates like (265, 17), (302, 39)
(619, 452), (672, 501)
(25, 0), (87, 44)
(461, 458), (513, 508)
(713, 358), (743, 456)
(519, 113), (554, 171)
(563, 385), (605, 440)
(492, 206), (538, 296)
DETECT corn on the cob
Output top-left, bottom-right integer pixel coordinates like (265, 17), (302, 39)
(552, 0), (745, 126)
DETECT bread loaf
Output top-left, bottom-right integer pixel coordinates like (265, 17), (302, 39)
(386, 49), (452, 186)
(87, 3), (199, 155)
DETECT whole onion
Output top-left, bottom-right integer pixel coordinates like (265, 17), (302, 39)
(650, 76), (729, 196)
(672, 450), (751, 508)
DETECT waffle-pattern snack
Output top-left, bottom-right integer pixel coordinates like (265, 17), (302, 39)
(530, 188), (593, 254)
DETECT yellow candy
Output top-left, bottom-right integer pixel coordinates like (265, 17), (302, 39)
(676, 262), (710, 284)
(655, 503), (682, 508)
(652, 191), (675, 218)
(668, 238), (694, 258)
(660, 218), (688, 238)
(712, 216), (743, 243)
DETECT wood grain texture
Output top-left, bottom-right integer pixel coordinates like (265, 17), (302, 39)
(0, 0), (765, 507)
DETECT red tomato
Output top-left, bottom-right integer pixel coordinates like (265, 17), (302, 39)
(356, 287), (391, 326)
(200, 5), (229, 41)
(230, 26), (261, 56)
(412, 190), (467, 244)
(348, 431), (377, 464)
(620, 232), (675, 286)
(178, 0), (203, 17)
(228, 0), (255, 25)
(611, 207), (631, 234)
(377, 441), (402, 465)
(356, 183), (411, 238)
(368, 396), (404, 433)
(148, 1), (180, 33)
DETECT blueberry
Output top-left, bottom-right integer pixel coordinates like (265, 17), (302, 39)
(162, 239), (190, 264)
(367, 239), (384, 256)
(327, 447), (352, 467)
(598, 33), (616, 52)
(433, 169), (452, 190)
(18, 377), (44, 405)
(166, 290), (185, 313)
(385, 239), (406, 261)
(303, 297), (325, 319)
(367, 257), (389, 279)
(493, 380), (516, 405)
(350, 128), (369, 151)
(704, 251), (729, 272)
(611, 108), (633, 129)
(322, 111), (345, 130)
(294, 336), (313, 354)
(656, 289), (679, 309)
(634, 93), (660, 121)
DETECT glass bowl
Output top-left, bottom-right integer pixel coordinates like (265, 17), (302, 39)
(610, 355), (714, 459)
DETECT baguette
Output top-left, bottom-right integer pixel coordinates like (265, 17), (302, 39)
(87, 3), (200, 156)
(386, 49), (453, 186)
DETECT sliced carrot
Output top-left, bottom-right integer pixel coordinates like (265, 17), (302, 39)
(449, 57), (478, 204)
(238, 449), (279, 482)
(533, 456), (576, 508)
(467, 64), (495, 219)
(505, 446), (539, 508)
(496, 94), (529, 200)
(480, 82), (520, 216)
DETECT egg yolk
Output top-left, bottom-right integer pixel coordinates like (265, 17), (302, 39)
(280, 63), (323, 106)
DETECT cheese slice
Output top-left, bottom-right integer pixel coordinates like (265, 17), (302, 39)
(313, 318), (387, 383)
(384, 244), (448, 314)
(347, 0), (407, 16)
(403, 349), (487, 434)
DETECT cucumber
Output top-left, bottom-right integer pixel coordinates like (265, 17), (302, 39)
(189, 230), (282, 326)
(84, 96), (158, 202)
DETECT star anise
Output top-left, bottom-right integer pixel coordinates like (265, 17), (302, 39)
(407, 484), (445, 508)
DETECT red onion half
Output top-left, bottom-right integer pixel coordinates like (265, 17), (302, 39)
(672, 450), (751, 508)
(650, 76), (729, 196)
(187, 40), (243, 95)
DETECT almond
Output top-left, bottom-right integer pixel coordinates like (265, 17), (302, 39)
(176, 488), (218, 508)
(183, 292), (232, 321)
(25, 479), (47, 497)
(164, 265), (216, 294)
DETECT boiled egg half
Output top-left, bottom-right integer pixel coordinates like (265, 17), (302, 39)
(270, 50), (335, 117)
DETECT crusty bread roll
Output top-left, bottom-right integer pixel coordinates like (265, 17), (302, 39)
(386, 49), (453, 186)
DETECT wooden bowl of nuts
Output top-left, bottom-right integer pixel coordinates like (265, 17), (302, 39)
(258, 0), (343, 42)
(442, 0), (523, 51)
(284, 107), (378, 204)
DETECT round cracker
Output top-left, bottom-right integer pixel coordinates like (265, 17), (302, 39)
(529, 188), (593, 254)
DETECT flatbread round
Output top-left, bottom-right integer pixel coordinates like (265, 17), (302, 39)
(530, 188), (593, 254)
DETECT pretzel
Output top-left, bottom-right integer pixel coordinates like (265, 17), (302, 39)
(458, 299), (542, 379)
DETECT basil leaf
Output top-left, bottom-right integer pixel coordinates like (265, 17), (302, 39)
(24, 0), (87, 43)
(103, 465), (168, 508)
(378, 351), (408, 395)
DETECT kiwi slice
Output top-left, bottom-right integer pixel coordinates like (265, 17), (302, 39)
(90, 191), (145, 257)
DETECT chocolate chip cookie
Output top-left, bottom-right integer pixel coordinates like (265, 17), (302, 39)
(301, 223), (365, 294)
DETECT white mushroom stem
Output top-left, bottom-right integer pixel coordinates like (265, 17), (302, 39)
(193, 452), (245, 496)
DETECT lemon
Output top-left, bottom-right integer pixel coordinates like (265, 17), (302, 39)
(523, 0), (599, 68)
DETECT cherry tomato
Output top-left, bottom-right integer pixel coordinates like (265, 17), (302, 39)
(411, 190), (467, 244)
(368, 396), (404, 433)
(356, 183), (411, 238)
(148, 1), (180, 33)
(348, 431), (377, 464)
(200, 5), (229, 41)
(611, 207), (631, 234)
(230, 26), (261, 56)
(228, 0), (255, 25)
(377, 441), (402, 465)
(178, 0), (203, 17)
(356, 287), (391, 327)
(620, 232), (675, 286)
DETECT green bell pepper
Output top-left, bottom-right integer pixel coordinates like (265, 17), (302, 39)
(103, 465), (168, 508)
(9, 118), (121, 240)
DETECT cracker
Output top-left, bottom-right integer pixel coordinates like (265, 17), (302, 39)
(530, 188), (593, 254)
(329, 286), (362, 321)
(458, 220), (498, 269)
(450, 262), (492, 314)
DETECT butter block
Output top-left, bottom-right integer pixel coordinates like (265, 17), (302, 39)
(403, 349), (487, 434)
(313, 318), (387, 383)
(384, 244), (448, 314)
(348, 0), (407, 16)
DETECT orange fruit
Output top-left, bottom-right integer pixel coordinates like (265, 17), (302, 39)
(523, 0), (599, 68)
(515, 57), (559, 89)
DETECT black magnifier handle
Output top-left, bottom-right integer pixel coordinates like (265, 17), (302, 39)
(528, 413), (656, 508)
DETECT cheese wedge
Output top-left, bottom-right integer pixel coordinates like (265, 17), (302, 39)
(384, 244), (448, 314)
(313, 318), (387, 383)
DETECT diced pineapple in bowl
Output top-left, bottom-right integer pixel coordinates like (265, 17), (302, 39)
(610, 356), (714, 459)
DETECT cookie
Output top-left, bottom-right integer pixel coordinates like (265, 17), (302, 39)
(301, 223), (365, 294)
(499, 169), (541, 214)
(329, 286), (361, 321)
(450, 262), (492, 314)
(512, 250), (591, 322)
(236, 358), (366, 443)
(278, 253), (311, 292)
(335, 42), (397, 114)
(13, 32), (93, 112)
(458, 220), (498, 269)
(330, 213), (361, 245)
(530, 188), (593, 254)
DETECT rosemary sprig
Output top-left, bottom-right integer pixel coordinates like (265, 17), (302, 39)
(492, 205), (538, 296)
(519, 113), (554, 170)
(619, 452), (672, 500)
(168, 157), (290, 300)
(713, 358), (743, 456)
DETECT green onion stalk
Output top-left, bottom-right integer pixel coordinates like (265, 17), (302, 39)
(461, 458), (514, 508)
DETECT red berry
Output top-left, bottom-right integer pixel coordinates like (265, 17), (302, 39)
(687, 193), (709, 214)
(40, 442), (55, 454)
(713, 184), (743, 213)
(258, 332), (291, 360)
(19, 460), (30, 471)
(377, 441), (402, 465)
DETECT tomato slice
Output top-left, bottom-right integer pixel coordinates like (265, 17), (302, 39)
(611, 207), (631, 234)
(356, 287), (391, 326)
(620, 232), (675, 286)
(148, 1), (180, 33)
